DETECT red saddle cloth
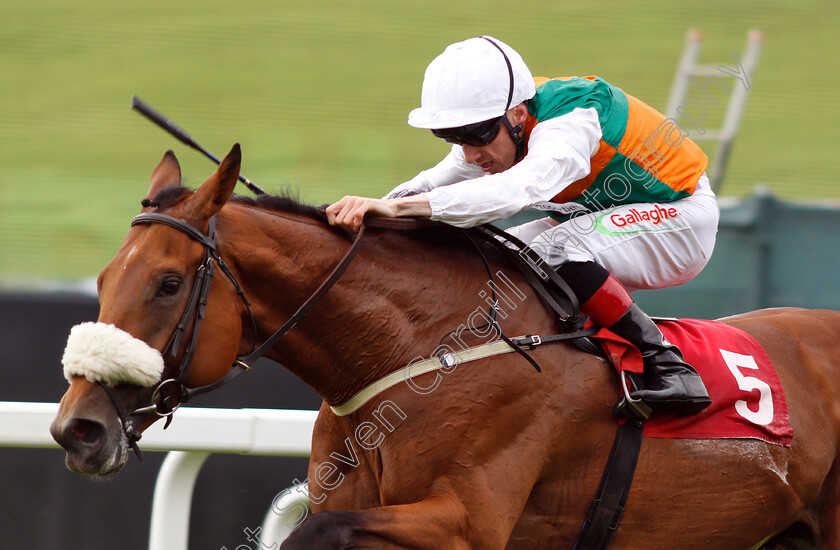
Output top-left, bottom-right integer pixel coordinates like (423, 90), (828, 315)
(595, 318), (794, 446)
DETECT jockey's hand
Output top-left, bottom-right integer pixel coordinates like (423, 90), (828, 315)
(326, 196), (395, 232)
(326, 195), (432, 232)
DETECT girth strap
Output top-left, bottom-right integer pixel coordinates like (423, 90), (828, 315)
(573, 419), (645, 550)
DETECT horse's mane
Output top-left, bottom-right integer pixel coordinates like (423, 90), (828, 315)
(230, 191), (328, 224)
(234, 191), (514, 261)
(143, 186), (327, 222)
(232, 191), (514, 262)
(143, 186), (504, 259)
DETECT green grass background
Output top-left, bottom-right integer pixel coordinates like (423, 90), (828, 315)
(2, 0), (838, 282)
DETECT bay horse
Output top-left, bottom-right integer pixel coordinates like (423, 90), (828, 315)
(51, 145), (840, 549)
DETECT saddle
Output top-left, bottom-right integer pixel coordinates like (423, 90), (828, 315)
(361, 215), (797, 549)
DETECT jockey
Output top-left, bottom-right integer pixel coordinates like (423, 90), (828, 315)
(326, 36), (718, 417)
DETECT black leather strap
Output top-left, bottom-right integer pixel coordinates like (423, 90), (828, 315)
(472, 223), (584, 325)
(132, 212), (217, 250)
(573, 419), (645, 550)
(508, 327), (599, 349)
(127, 213), (256, 419)
(239, 223), (368, 366)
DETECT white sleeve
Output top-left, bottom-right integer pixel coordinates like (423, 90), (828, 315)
(424, 107), (602, 227)
(383, 146), (484, 199)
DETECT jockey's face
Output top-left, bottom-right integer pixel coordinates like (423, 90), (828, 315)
(461, 104), (527, 174)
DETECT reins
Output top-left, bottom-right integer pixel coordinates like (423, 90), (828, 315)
(123, 207), (636, 550)
(237, 224), (367, 366)
(111, 210), (369, 458)
(114, 208), (594, 459)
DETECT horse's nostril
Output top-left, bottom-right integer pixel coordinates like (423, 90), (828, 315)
(68, 419), (104, 445)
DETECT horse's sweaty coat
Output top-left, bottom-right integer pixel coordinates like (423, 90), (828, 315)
(50, 146), (840, 549)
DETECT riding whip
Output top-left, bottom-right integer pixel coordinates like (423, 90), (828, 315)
(131, 95), (266, 195)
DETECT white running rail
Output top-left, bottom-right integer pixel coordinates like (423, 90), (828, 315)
(0, 402), (316, 549)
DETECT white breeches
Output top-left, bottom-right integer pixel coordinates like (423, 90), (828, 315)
(507, 174), (719, 292)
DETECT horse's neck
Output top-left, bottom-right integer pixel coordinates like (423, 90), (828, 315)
(222, 206), (502, 405)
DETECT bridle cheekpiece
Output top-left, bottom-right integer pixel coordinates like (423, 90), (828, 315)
(105, 210), (366, 459)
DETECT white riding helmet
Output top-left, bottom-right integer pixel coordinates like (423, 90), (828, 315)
(408, 36), (536, 130)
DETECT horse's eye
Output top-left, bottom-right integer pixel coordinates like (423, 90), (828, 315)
(158, 278), (182, 297)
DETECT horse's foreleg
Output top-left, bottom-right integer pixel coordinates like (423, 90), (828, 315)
(279, 494), (485, 550)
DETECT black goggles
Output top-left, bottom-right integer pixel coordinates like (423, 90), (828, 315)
(431, 116), (505, 147)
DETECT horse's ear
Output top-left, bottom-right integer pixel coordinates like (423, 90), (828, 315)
(146, 150), (182, 201)
(190, 143), (241, 220)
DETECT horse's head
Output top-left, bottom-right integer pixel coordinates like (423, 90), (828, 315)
(51, 145), (249, 475)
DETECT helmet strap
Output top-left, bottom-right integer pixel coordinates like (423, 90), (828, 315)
(501, 116), (526, 162)
(478, 37), (526, 161)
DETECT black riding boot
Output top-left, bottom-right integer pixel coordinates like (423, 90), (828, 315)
(555, 261), (711, 418)
(609, 303), (711, 416)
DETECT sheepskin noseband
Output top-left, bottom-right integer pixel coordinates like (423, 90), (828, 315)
(62, 322), (165, 387)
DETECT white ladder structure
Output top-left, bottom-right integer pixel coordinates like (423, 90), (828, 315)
(665, 29), (763, 192)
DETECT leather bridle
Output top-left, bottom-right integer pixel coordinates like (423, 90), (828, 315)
(104, 211), (368, 459)
(103, 210), (585, 460)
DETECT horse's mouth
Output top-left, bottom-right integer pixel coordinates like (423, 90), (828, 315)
(52, 416), (130, 476)
(64, 435), (129, 476)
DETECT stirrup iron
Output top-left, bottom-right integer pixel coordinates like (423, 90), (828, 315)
(617, 371), (652, 420)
